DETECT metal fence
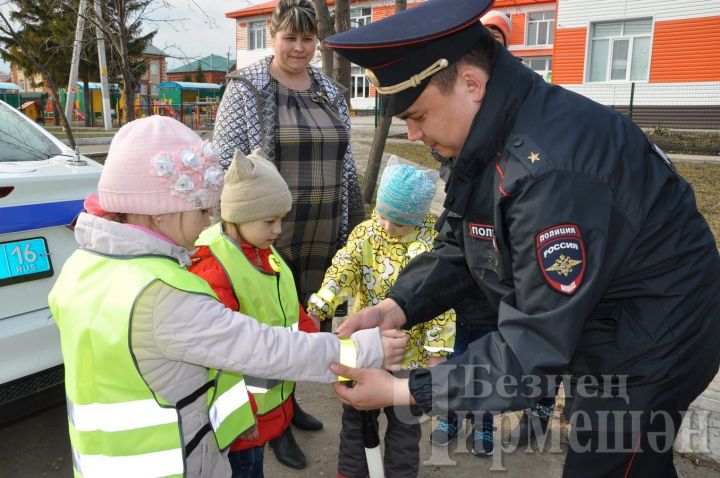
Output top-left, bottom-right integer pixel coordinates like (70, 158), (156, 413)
(565, 83), (720, 132)
(123, 102), (219, 130)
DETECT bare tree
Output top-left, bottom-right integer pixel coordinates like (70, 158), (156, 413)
(332, 0), (350, 107)
(312, 0), (334, 77)
(361, 0), (407, 203)
(78, 0), (158, 124)
(0, 5), (77, 148)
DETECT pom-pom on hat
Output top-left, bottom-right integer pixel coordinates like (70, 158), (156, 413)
(99, 115), (224, 215)
(220, 149), (292, 224)
(325, 0), (493, 117)
(376, 156), (438, 226)
(481, 10), (512, 45)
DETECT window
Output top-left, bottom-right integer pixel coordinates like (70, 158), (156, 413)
(526, 11), (555, 46)
(350, 7), (372, 28)
(523, 56), (552, 82)
(150, 62), (160, 75)
(588, 19), (651, 82)
(248, 21), (266, 50)
(350, 66), (370, 99)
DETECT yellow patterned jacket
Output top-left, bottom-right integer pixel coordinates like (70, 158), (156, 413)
(308, 210), (455, 369)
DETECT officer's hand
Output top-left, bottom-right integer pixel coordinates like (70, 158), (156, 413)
(380, 329), (408, 371)
(336, 299), (407, 338)
(330, 363), (415, 410)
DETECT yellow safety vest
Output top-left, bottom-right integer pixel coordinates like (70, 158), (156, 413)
(196, 223), (299, 415)
(49, 250), (255, 477)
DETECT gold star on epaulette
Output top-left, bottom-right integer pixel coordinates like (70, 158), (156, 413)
(528, 152), (540, 163)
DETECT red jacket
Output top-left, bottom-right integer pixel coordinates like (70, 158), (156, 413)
(190, 242), (318, 451)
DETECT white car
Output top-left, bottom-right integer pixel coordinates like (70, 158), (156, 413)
(0, 100), (102, 422)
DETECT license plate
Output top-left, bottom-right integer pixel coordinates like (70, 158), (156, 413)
(0, 237), (53, 286)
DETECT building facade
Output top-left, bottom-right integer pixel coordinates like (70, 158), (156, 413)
(553, 0), (720, 129)
(138, 44), (168, 100)
(225, 0), (558, 111)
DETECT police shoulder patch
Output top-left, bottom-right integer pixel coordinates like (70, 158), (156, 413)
(535, 224), (585, 295)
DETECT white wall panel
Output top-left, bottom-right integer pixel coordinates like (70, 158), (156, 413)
(558, 0), (720, 29)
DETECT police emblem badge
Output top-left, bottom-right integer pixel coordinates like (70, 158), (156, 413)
(535, 224), (585, 295)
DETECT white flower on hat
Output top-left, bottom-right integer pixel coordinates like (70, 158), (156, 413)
(203, 165), (225, 188)
(201, 141), (217, 159)
(152, 153), (175, 177)
(173, 174), (195, 194)
(180, 147), (202, 170)
(186, 189), (210, 208)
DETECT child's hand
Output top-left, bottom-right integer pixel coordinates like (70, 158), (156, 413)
(427, 356), (448, 368)
(238, 422), (259, 441)
(381, 329), (408, 371)
(308, 313), (321, 331)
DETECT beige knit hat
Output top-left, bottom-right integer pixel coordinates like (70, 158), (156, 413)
(220, 149), (292, 224)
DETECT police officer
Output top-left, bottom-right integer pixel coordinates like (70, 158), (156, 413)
(325, 0), (720, 476)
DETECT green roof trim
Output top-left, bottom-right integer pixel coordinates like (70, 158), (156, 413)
(168, 54), (236, 73)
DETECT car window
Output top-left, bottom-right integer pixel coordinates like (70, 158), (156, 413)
(0, 103), (63, 162)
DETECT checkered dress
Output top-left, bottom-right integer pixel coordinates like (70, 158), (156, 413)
(273, 79), (349, 302)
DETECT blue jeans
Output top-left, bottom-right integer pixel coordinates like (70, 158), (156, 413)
(228, 445), (265, 478)
(451, 322), (498, 430)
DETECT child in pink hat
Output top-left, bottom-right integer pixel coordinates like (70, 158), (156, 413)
(49, 116), (406, 478)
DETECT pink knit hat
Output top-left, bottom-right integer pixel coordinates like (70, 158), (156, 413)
(99, 116), (224, 215)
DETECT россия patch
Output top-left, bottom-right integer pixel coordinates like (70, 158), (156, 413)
(535, 224), (585, 295)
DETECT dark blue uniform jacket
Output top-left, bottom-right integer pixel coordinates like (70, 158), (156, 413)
(391, 47), (720, 430)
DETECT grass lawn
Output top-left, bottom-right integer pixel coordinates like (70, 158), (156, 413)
(676, 162), (720, 248)
(363, 141), (720, 248)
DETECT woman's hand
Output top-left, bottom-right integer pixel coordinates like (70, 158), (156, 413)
(380, 329), (408, 371)
(330, 363), (415, 410)
(336, 299), (408, 338)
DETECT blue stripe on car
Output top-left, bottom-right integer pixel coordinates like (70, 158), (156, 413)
(0, 200), (84, 234)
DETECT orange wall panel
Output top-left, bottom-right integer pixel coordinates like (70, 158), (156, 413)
(494, 0), (554, 7)
(509, 13), (526, 47)
(551, 27), (586, 84)
(650, 16), (720, 83)
(372, 2), (421, 22)
(372, 4), (393, 21)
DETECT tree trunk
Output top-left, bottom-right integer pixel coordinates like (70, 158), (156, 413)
(360, 0), (408, 204)
(332, 0), (351, 107)
(42, 73), (76, 149)
(118, 25), (135, 123)
(361, 114), (391, 203)
(83, 77), (92, 127)
(312, 0), (334, 77)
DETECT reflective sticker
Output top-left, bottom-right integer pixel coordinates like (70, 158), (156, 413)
(535, 224), (585, 295)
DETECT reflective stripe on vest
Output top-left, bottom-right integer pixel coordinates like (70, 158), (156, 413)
(197, 224), (299, 416)
(49, 251), (251, 476)
(72, 448), (183, 478)
(68, 399), (178, 432)
(208, 374), (251, 431)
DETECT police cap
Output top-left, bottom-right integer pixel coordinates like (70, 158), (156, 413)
(325, 0), (493, 117)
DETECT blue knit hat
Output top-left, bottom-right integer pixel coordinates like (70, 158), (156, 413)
(376, 156), (438, 226)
